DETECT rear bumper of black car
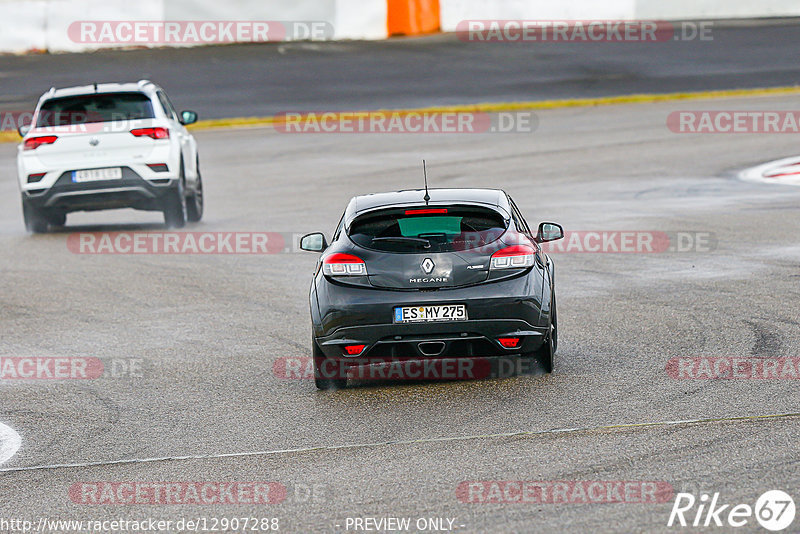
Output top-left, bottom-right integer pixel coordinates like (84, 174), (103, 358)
(313, 272), (549, 361)
(23, 167), (177, 213)
(318, 319), (547, 360)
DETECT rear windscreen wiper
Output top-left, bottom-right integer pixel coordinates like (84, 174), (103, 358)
(371, 236), (431, 248)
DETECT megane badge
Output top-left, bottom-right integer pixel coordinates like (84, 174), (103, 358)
(89, 138), (99, 146)
(421, 258), (435, 274)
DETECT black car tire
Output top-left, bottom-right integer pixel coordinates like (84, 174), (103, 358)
(22, 197), (50, 234)
(186, 158), (204, 223)
(313, 339), (348, 390)
(163, 168), (187, 229)
(525, 291), (557, 373)
(47, 211), (66, 227)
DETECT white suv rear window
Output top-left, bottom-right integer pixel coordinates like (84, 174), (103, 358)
(37, 93), (155, 126)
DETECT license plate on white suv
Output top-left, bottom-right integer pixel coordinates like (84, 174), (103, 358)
(72, 167), (122, 183)
(394, 304), (467, 323)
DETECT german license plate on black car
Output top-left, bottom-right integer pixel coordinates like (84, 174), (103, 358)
(394, 304), (467, 323)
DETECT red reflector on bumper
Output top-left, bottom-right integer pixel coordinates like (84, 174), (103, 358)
(498, 337), (520, 348)
(147, 163), (169, 172)
(344, 345), (366, 356)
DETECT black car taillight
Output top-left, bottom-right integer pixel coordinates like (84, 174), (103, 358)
(490, 245), (535, 270)
(322, 253), (367, 276)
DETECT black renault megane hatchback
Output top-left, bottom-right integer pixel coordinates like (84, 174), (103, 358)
(300, 188), (564, 389)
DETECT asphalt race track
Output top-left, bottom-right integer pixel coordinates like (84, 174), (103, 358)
(1, 23), (800, 534)
(2, 20), (800, 117)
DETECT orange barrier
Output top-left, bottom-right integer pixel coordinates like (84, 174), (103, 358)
(387, 0), (440, 36)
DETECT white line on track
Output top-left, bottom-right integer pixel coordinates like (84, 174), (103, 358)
(0, 412), (797, 474)
(739, 155), (800, 186)
(0, 422), (21, 465)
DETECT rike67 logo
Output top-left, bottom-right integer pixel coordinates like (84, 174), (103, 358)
(668, 490), (795, 531)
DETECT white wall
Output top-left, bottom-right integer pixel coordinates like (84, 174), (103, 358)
(162, 0), (335, 21)
(0, 0), (48, 52)
(335, 0), (387, 40)
(2, 0), (800, 53)
(635, 0), (800, 19)
(441, 0), (634, 31)
(440, 0), (800, 32)
(45, 0), (164, 53)
(0, 0), (386, 53)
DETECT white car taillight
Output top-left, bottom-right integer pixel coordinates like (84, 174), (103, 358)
(23, 135), (58, 151)
(323, 253), (367, 276)
(490, 245), (536, 270)
(130, 127), (169, 139)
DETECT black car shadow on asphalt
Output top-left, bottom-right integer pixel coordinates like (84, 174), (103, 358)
(46, 222), (170, 233)
(330, 355), (550, 390)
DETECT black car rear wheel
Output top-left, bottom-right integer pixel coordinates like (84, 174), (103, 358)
(313, 339), (348, 390)
(163, 165), (187, 229)
(525, 292), (557, 373)
(551, 292), (558, 353)
(186, 158), (203, 223)
(47, 211), (66, 227)
(22, 197), (50, 234)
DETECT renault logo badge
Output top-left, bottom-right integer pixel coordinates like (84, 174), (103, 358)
(421, 258), (435, 274)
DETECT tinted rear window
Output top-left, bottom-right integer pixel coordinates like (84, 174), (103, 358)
(37, 93), (155, 126)
(348, 207), (508, 253)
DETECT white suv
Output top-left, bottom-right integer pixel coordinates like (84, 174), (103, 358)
(17, 80), (203, 232)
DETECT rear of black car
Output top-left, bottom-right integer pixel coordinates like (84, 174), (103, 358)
(307, 193), (556, 388)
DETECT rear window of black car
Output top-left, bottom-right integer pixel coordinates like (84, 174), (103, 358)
(348, 206), (508, 253)
(36, 93), (155, 126)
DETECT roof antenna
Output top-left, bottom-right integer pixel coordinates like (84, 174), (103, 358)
(423, 159), (430, 204)
(93, 82), (98, 93)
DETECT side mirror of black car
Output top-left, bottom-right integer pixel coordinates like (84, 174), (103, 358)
(536, 222), (564, 243)
(300, 232), (328, 252)
(180, 110), (198, 125)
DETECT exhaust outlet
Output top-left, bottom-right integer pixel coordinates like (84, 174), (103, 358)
(418, 341), (446, 356)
